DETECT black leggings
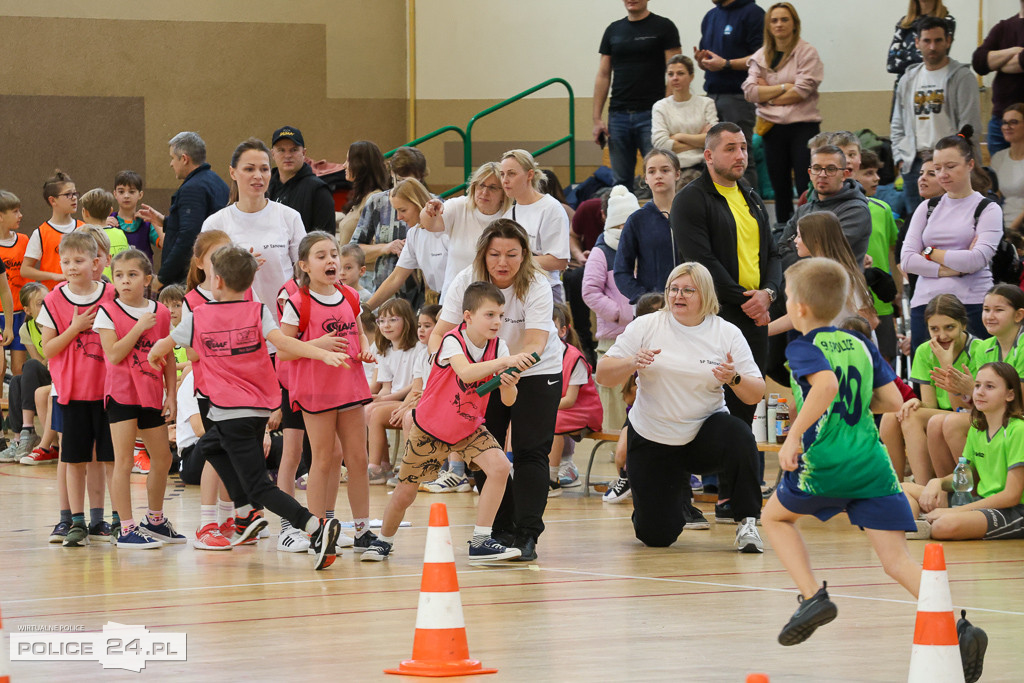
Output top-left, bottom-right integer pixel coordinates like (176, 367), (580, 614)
(472, 373), (562, 541)
(8, 359), (50, 433)
(627, 413), (761, 547)
(202, 416), (313, 531)
(762, 120), (820, 223)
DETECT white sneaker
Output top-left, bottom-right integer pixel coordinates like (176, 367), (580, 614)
(906, 519), (932, 540)
(0, 441), (19, 463)
(336, 531), (354, 549)
(277, 526), (310, 553)
(423, 470), (472, 493)
(15, 432), (41, 460)
(557, 461), (581, 488)
(735, 517), (764, 553)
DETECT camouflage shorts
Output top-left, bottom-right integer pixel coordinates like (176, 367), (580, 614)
(397, 423), (501, 485)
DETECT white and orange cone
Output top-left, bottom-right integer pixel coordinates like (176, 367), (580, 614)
(908, 543), (964, 683)
(384, 503), (497, 678)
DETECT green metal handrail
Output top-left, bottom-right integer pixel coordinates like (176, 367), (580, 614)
(465, 77), (575, 191)
(385, 78), (575, 199)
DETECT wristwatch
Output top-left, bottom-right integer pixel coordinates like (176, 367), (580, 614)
(723, 58), (731, 71)
(923, 246), (935, 261)
(730, 374), (742, 386)
(764, 288), (777, 303)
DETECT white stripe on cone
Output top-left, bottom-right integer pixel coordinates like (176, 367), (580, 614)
(414, 591), (467, 630)
(917, 570), (954, 613)
(423, 526), (455, 563)
(908, 645), (964, 683)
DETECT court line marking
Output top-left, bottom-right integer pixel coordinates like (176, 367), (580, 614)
(538, 567), (1024, 617)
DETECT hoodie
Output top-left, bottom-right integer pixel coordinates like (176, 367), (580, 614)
(777, 178), (873, 270)
(267, 163), (336, 234)
(699, 0), (766, 95)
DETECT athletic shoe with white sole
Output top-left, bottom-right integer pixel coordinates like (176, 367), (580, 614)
(468, 538), (522, 563)
(277, 526), (310, 553)
(193, 523), (232, 550)
(683, 508), (711, 530)
(116, 526), (163, 549)
(49, 521), (70, 543)
(231, 510), (268, 546)
(603, 476), (631, 503)
(423, 470), (472, 493)
(906, 518), (932, 540)
(360, 538), (392, 561)
(0, 441), (20, 462)
(88, 520), (111, 541)
(735, 517), (764, 553)
(15, 432), (42, 460)
(20, 446), (58, 465)
(310, 518), (340, 570)
(62, 522), (89, 547)
(352, 529), (378, 553)
(140, 518), (187, 544)
(336, 532), (354, 549)
(557, 461), (581, 488)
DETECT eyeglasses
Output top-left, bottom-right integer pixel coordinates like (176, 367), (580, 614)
(58, 191), (79, 199)
(477, 184), (502, 193)
(668, 286), (699, 298)
(376, 316), (401, 326)
(1002, 119), (1023, 128)
(808, 165), (846, 177)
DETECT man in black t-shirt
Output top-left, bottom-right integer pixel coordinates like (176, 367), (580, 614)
(593, 0), (681, 189)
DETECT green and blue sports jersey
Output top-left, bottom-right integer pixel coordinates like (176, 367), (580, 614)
(787, 327), (901, 498)
(910, 334), (980, 410)
(866, 197), (898, 316)
(964, 418), (1024, 503)
(968, 328), (1024, 378)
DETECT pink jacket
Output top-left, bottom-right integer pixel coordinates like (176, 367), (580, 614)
(582, 245), (633, 340)
(742, 39), (823, 125)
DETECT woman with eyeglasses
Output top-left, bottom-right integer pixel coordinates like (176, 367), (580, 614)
(742, 2), (824, 223)
(420, 163), (511, 294)
(431, 219), (564, 562)
(990, 104), (1024, 231)
(900, 126), (1002, 354)
(597, 261), (765, 553)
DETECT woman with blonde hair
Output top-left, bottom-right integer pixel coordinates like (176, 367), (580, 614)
(420, 162), (511, 292)
(430, 218), (564, 562)
(597, 261), (766, 553)
(742, 2), (823, 223)
(499, 149), (571, 301)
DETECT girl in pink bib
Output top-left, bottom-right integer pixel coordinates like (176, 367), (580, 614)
(279, 232), (377, 548)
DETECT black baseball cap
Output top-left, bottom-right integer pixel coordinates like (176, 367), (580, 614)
(272, 126), (305, 147)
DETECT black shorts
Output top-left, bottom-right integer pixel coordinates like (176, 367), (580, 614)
(106, 398), (166, 430)
(280, 387), (305, 431)
(59, 400), (114, 464)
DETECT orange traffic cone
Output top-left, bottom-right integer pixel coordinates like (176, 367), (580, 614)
(908, 543), (964, 682)
(384, 503), (497, 677)
(746, 675), (769, 683)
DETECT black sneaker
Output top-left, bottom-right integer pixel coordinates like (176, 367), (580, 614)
(683, 507), (710, 530)
(492, 530), (516, 548)
(957, 609), (987, 683)
(231, 509), (268, 546)
(511, 535), (537, 562)
(714, 501), (735, 524)
(49, 521), (70, 544)
(352, 529), (379, 553)
(310, 518), (340, 570)
(778, 582), (838, 646)
(360, 538), (392, 562)
(548, 480), (562, 498)
(88, 520), (111, 540)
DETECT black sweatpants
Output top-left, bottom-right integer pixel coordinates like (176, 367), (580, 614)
(563, 266), (596, 364)
(8, 359), (50, 433)
(627, 413), (761, 548)
(762, 120), (820, 223)
(202, 416), (313, 531)
(472, 373), (562, 542)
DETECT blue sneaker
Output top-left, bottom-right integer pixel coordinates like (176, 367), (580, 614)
(359, 538), (392, 562)
(140, 518), (187, 544)
(468, 538), (522, 563)
(117, 527), (163, 549)
(49, 521), (70, 543)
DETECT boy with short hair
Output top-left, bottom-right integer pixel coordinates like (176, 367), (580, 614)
(110, 170), (161, 262)
(761, 257), (987, 682)
(79, 189), (129, 280)
(361, 281), (535, 563)
(22, 170), (84, 290)
(37, 232), (116, 548)
(157, 285), (188, 374)
(148, 245), (349, 570)
(339, 243), (372, 305)
(0, 191), (25, 380)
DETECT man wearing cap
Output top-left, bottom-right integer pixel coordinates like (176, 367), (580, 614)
(267, 126), (336, 234)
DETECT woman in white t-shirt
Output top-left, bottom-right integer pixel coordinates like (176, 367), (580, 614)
(431, 219), (563, 561)
(651, 54), (719, 180)
(597, 262), (766, 552)
(499, 150), (571, 302)
(200, 138), (305, 319)
(991, 103), (1024, 230)
(420, 162), (511, 293)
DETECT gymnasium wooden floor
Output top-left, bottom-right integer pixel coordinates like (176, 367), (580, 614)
(1, 441), (1021, 682)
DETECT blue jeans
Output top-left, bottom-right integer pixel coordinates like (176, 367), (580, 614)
(988, 115), (1009, 157)
(608, 110), (653, 190)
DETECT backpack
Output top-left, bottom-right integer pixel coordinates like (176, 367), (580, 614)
(856, 129), (897, 185)
(297, 284), (362, 337)
(925, 196), (1022, 285)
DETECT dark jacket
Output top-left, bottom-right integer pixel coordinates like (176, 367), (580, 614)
(613, 201), (676, 304)
(159, 163), (229, 285)
(776, 178), (872, 270)
(699, 0), (765, 95)
(268, 163), (336, 234)
(672, 169), (781, 313)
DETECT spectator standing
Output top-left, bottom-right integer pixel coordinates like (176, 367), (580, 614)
(593, 0), (681, 190)
(990, 104), (1024, 230)
(742, 2), (824, 224)
(971, 1), (1024, 156)
(139, 132), (229, 289)
(886, 1), (956, 116)
(695, 0), (766, 188)
(336, 140), (390, 246)
(891, 16), (981, 218)
(267, 126), (336, 234)
(652, 54), (719, 182)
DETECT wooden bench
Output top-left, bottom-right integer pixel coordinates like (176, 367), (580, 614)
(582, 430), (621, 497)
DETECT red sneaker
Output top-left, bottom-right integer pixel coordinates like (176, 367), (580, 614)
(219, 517), (235, 538)
(193, 523), (233, 551)
(132, 449), (151, 474)
(20, 446), (59, 465)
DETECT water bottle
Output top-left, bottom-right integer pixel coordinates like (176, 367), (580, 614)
(752, 399), (768, 442)
(951, 457), (974, 507)
(775, 398), (790, 443)
(766, 394), (779, 444)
